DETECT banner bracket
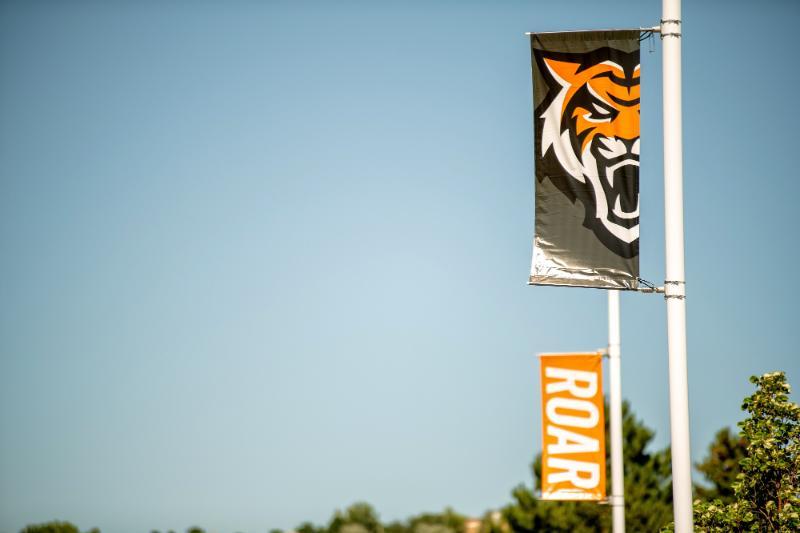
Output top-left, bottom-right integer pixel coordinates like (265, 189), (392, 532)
(525, 27), (659, 36)
(636, 277), (665, 295)
(664, 280), (686, 300)
(660, 18), (682, 39)
(637, 286), (665, 294)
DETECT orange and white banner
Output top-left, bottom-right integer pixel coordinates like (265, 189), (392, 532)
(539, 353), (606, 501)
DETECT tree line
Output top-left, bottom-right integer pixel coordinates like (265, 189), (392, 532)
(21, 372), (800, 533)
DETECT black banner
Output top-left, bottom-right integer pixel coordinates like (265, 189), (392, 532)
(529, 31), (640, 289)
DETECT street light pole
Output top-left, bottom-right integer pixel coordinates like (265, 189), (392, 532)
(661, 0), (693, 530)
(608, 290), (625, 533)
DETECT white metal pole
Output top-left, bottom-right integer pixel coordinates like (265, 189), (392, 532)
(661, 0), (693, 531)
(608, 290), (625, 533)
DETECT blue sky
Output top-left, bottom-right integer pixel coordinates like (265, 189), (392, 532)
(1, 1), (798, 532)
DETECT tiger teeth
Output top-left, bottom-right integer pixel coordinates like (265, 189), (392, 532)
(605, 167), (615, 188)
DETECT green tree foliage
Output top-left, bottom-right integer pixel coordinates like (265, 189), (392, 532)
(618, 404), (673, 532)
(694, 427), (747, 503)
(20, 523), (81, 533)
(383, 521), (409, 533)
(692, 372), (800, 532)
(296, 522), (327, 533)
(328, 502), (383, 533)
(503, 400), (673, 533)
(477, 511), (504, 533)
(307, 505), (467, 533)
(408, 508), (466, 533)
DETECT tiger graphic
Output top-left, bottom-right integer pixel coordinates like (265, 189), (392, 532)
(534, 47), (640, 259)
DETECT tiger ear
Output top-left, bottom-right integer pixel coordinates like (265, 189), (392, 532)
(543, 57), (582, 85)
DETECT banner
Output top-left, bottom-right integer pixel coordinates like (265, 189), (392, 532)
(529, 31), (640, 289)
(539, 353), (606, 501)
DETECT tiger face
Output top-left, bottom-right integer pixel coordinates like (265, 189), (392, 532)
(535, 47), (640, 258)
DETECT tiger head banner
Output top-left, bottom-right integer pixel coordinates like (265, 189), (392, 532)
(539, 353), (606, 501)
(529, 31), (640, 289)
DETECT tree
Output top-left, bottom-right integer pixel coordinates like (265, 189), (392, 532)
(617, 403), (673, 532)
(296, 522), (326, 533)
(20, 523), (81, 533)
(408, 508), (466, 533)
(384, 520), (409, 533)
(694, 427), (747, 503)
(503, 400), (673, 533)
(328, 502), (383, 533)
(478, 510), (505, 533)
(692, 372), (800, 532)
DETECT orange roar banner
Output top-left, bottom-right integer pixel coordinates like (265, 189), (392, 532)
(539, 353), (606, 501)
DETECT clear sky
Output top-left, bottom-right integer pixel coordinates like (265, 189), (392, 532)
(1, 0), (798, 532)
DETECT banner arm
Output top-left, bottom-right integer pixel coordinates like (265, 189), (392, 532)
(525, 27), (655, 36)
